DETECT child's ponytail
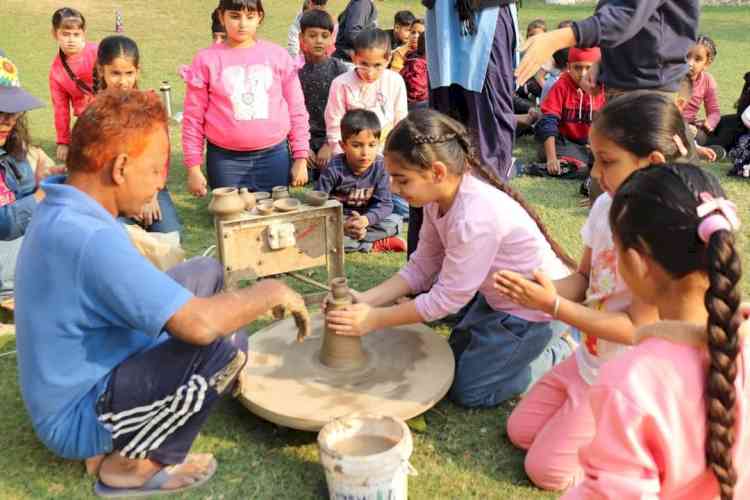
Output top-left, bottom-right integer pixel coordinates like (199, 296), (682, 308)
(704, 228), (741, 500)
(385, 109), (577, 269)
(610, 164), (742, 500)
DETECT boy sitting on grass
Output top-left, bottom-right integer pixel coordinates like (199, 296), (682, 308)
(534, 47), (605, 179)
(299, 9), (349, 175)
(316, 109), (405, 253)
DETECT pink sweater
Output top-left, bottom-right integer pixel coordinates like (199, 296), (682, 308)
(399, 175), (570, 323)
(182, 41), (310, 167)
(324, 69), (407, 154)
(49, 43), (98, 145)
(563, 333), (750, 499)
(682, 71), (721, 131)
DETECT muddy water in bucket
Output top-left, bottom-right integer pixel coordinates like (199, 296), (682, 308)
(319, 415), (414, 500)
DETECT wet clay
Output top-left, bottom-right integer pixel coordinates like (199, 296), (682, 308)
(237, 313), (455, 431)
(332, 435), (398, 457)
(319, 278), (368, 370)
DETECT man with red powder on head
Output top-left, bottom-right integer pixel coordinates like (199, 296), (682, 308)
(14, 89), (309, 497)
(534, 47), (605, 179)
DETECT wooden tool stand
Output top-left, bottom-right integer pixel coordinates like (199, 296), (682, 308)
(214, 200), (345, 305)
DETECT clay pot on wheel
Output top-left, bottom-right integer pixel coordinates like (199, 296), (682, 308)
(239, 188), (256, 211)
(208, 187), (246, 221)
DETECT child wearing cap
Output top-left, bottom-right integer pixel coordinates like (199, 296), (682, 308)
(0, 55), (49, 292)
(534, 47), (605, 178)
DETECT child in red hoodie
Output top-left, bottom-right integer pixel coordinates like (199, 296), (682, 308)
(535, 47), (605, 178)
(48, 8), (97, 162)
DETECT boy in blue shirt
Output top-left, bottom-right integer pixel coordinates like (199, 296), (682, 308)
(15, 89), (309, 497)
(316, 109), (405, 253)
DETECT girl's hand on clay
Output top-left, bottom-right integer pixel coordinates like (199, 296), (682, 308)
(697, 145), (717, 162)
(320, 289), (361, 313)
(56, 144), (69, 162)
(187, 167), (208, 197)
(140, 194), (162, 227)
(290, 158), (309, 187)
(494, 269), (557, 314)
(326, 303), (376, 337)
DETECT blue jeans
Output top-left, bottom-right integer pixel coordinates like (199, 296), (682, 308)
(448, 294), (572, 408)
(344, 213), (402, 253)
(206, 140), (291, 193)
(122, 188), (182, 234)
(391, 194), (410, 219)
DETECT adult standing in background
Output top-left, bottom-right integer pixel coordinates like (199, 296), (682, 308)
(409, 0), (517, 257)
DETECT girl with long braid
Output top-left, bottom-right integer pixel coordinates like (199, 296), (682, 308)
(561, 164), (749, 499)
(325, 108), (576, 408)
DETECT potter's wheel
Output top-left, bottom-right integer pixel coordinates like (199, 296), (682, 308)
(237, 313), (455, 431)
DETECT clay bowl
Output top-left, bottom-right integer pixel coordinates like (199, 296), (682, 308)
(272, 186), (290, 200)
(304, 190), (328, 206)
(255, 191), (271, 201)
(273, 198), (301, 212)
(256, 200), (274, 215)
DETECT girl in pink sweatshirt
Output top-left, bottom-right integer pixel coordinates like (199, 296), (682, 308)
(563, 163), (750, 500)
(182, 0), (310, 196)
(325, 108), (576, 408)
(494, 92), (692, 491)
(48, 8), (97, 163)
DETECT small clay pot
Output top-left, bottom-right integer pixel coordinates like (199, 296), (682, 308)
(273, 198), (301, 212)
(255, 191), (271, 201)
(257, 200), (274, 215)
(239, 188), (256, 211)
(208, 187), (245, 221)
(272, 186), (290, 200)
(304, 190), (328, 206)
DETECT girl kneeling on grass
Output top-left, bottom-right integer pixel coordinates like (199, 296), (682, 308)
(325, 108), (576, 408)
(95, 35), (182, 245)
(495, 91), (691, 491)
(562, 164), (750, 499)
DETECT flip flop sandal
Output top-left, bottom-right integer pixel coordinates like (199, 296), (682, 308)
(94, 457), (217, 498)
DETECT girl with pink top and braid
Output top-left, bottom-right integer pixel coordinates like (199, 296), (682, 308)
(495, 92), (691, 491)
(182, 0), (310, 196)
(326, 108), (576, 409)
(48, 8), (97, 163)
(563, 164), (750, 500)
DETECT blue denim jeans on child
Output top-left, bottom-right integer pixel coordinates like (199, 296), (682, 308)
(449, 293), (572, 408)
(122, 188), (182, 234)
(206, 140), (291, 193)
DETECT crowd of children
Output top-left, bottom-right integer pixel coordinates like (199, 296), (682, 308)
(4, 0), (750, 497)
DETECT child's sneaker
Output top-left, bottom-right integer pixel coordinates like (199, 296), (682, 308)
(372, 236), (407, 253)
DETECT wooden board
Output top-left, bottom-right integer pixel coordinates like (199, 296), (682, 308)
(216, 200), (345, 288)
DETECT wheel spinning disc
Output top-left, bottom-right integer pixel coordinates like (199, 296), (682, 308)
(237, 313), (455, 431)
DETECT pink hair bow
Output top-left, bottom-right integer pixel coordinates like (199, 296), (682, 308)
(696, 192), (741, 243)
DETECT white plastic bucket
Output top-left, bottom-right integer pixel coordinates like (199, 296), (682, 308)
(318, 415), (415, 500)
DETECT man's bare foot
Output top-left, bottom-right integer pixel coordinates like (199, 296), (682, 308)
(85, 454), (105, 475)
(98, 452), (216, 491)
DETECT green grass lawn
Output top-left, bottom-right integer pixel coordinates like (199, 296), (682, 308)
(1, 0), (749, 498)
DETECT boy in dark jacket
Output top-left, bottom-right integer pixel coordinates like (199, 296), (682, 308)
(535, 47), (605, 177)
(316, 109), (405, 253)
